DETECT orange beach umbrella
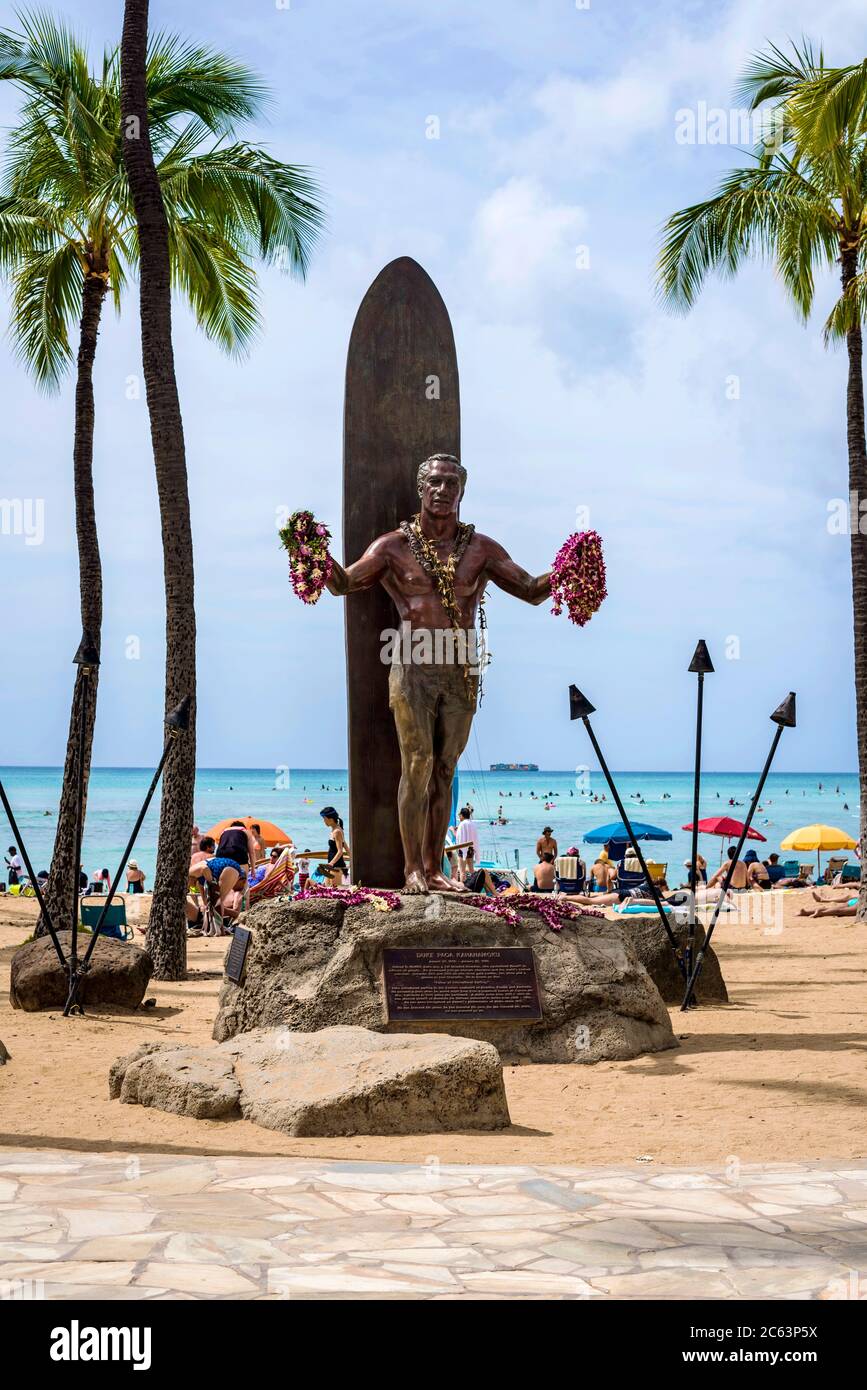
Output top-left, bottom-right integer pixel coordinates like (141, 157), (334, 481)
(204, 817), (292, 849)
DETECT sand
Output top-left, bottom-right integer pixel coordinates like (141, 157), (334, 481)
(0, 891), (864, 1166)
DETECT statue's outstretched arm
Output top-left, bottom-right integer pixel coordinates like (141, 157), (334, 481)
(326, 535), (389, 596)
(483, 537), (551, 606)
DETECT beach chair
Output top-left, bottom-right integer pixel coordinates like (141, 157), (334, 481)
(782, 860), (799, 878)
(798, 864), (815, 883)
(824, 856), (848, 884)
(247, 850), (295, 906)
(80, 895), (131, 942)
(840, 864), (861, 884)
(647, 862), (667, 884)
(616, 867), (647, 897)
(554, 856), (585, 895)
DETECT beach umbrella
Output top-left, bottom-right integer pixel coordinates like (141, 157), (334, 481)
(780, 824), (858, 878)
(205, 816), (293, 849)
(584, 820), (673, 843)
(682, 814), (766, 858)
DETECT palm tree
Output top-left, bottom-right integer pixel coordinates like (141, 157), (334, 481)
(657, 40), (867, 918)
(0, 12), (324, 958)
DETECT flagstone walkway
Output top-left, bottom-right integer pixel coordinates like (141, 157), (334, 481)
(1, 1150), (865, 1299)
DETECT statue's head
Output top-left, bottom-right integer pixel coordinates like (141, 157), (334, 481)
(417, 453), (466, 517)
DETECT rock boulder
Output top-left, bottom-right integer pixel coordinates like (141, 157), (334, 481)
(9, 930), (152, 1012)
(110, 1025), (510, 1135)
(623, 918), (728, 1005)
(212, 894), (678, 1063)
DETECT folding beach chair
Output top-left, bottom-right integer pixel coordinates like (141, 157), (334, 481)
(554, 856), (585, 895)
(782, 860), (799, 878)
(647, 862), (668, 884)
(247, 850), (295, 906)
(616, 867), (647, 897)
(80, 895), (132, 942)
(841, 864), (861, 884)
(824, 856), (848, 884)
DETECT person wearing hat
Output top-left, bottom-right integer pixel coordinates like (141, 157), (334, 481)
(743, 849), (770, 890)
(125, 860), (146, 894)
(536, 826), (558, 860)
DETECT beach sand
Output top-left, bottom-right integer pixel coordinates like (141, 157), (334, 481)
(0, 891), (864, 1166)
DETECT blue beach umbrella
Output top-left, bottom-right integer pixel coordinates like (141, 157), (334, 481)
(584, 820), (673, 844)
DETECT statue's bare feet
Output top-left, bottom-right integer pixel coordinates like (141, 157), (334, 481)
(403, 869), (429, 895)
(425, 870), (465, 893)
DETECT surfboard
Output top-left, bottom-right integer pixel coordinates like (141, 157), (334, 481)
(343, 257), (460, 887)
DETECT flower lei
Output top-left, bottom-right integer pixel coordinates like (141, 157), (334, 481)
(279, 511), (334, 605)
(295, 880), (402, 913)
(462, 892), (605, 930)
(550, 530), (607, 627)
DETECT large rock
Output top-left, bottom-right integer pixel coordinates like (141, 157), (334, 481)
(9, 931), (152, 1012)
(622, 918), (728, 1005)
(110, 1025), (510, 1135)
(117, 1046), (240, 1119)
(212, 895), (678, 1063)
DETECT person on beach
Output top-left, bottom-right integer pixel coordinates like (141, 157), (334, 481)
(206, 821), (258, 922)
(763, 853), (787, 886)
(590, 851), (617, 892)
(744, 849), (770, 890)
(536, 827), (557, 860)
(708, 845), (747, 891)
(455, 806), (481, 882)
(250, 823), (267, 865)
(320, 807), (348, 885)
(533, 852), (557, 892)
(126, 861), (146, 893)
(5, 846), (23, 886)
(683, 852), (707, 885)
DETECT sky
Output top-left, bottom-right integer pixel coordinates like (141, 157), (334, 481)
(0, 0), (865, 774)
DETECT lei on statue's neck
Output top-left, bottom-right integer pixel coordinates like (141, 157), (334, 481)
(398, 513), (487, 696)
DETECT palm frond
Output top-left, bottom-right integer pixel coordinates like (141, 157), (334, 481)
(657, 162), (836, 315)
(9, 240), (81, 388)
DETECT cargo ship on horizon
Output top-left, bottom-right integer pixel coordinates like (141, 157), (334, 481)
(489, 762), (539, 772)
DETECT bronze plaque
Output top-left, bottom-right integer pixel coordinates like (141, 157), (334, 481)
(382, 947), (542, 1022)
(226, 927), (251, 983)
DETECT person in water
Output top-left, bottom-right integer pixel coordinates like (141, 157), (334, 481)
(321, 807), (348, 886)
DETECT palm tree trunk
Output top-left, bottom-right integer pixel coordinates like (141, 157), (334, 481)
(38, 271), (106, 937)
(120, 0), (195, 979)
(842, 246), (867, 920)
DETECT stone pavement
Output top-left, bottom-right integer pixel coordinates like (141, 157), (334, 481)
(1, 1150), (866, 1300)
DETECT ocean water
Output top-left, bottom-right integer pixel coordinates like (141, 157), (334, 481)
(0, 766), (859, 884)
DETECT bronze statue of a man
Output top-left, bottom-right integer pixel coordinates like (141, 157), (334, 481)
(326, 453), (551, 894)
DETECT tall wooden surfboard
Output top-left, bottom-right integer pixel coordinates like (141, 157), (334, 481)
(343, 257), (460, 888)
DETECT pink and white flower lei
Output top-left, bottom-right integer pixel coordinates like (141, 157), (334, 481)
(279, 510), (334, 605)
(550, 530), (607, 627)
(461, 892), (604, 930)
(294, 880), (402, 913)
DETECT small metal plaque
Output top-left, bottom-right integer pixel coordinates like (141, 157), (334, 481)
(226, 927), (251, 983)
(382, 946), (542, 1022)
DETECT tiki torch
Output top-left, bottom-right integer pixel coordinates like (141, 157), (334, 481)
(570, 684), (688, 982)
(680, 692), (796, 1011)
(62, 695), (191, 1017)
(685, 640), (714, 1003)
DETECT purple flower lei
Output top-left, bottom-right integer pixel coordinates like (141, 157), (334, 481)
(295, 881), (403, 912)
(461, 892), (604, 929)
(279, 510), (334, 606)
(550, 530), (607, 627)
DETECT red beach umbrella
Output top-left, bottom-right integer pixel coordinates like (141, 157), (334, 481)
(681, 816), (767, 842)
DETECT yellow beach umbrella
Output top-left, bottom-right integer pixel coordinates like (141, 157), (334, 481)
(780, 824), (858, 877)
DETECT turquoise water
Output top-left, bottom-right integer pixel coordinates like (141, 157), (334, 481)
(0, 766), (859, 883)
